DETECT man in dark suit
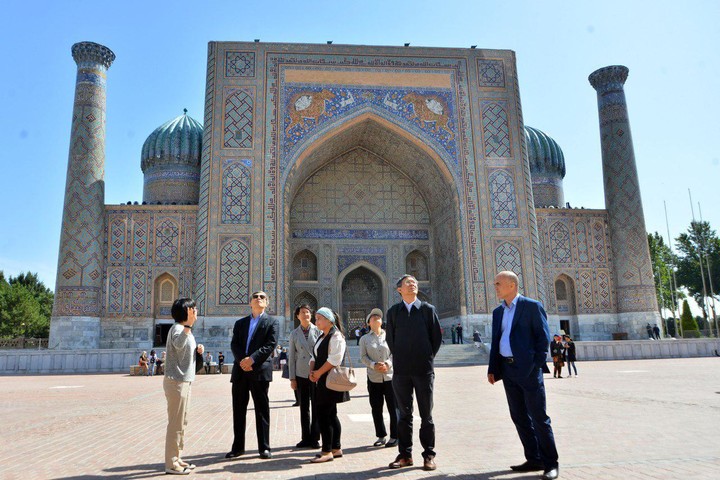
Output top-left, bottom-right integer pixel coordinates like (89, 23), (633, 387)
(226, 290), (278, 460)
(386, 274), (442, 471)
(488, 271), (559, 480)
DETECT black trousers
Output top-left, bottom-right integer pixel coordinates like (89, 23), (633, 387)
(316, 401), (341, 452)
(368, 379), (397, 439)
(296, 376), (319, 443)
(502, 365), (559, 470)
(392, 373), (435, 459)
(231, 375), (271, 452)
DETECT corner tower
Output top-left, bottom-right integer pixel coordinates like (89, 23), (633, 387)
(589, 65), (660, 337)
(50, 42), (115, 349)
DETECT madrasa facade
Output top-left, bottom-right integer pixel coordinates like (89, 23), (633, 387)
(49, 41), (661, 351)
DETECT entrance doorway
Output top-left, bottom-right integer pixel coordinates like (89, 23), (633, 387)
(341, 266), (382, 338)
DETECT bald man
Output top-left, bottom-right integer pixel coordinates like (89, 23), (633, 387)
(488, 271), (559, 480)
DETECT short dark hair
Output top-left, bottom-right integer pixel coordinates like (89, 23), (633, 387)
(171, 297), (196, 322)
(294, 304), (314, 319)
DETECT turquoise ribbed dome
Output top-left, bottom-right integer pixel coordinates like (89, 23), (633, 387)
(141, 110), (203, 172)
(525, 126), (565, 178)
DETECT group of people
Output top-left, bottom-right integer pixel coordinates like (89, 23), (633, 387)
(160, 270), (560, 479)
(549, 335), (578, 378)
(138, 349), (165, 376)
(449, 323), (464, 343)
(646, 323), (662, 340)
(203, 351), (225, 374)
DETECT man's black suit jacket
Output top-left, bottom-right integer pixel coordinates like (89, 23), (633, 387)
(230, 312), (278, 383)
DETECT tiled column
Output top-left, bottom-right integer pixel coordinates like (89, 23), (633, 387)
(589, 66), (660, 338)
(50, 42), (115, 349)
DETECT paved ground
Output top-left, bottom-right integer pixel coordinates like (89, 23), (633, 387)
(0, 357), (718, 479)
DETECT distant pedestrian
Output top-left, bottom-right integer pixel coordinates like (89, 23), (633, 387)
(148, 350), (157, 376)
(473, 330), (482, 348)
(646, 323), (654, 339)
(456, 323), (464, 344)
(218, 352), (225, 374)
(450, 325), (457, 344)
(563, 335), (577, 377)
(355, 327), (362, 345)
(550, 335), (564, 378)
(205, 352), (213, 374)
(652, 325), (661, 340)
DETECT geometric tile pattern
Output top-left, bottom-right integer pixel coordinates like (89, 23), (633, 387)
(549, 221), (572, 263)
(193, 42), (217, 312)
(575, 222), (590, 263)
(219, 239), (250, 305)
(292, 249), (317, 281)
(495, 241), (523, 290)
(155, 220), (179, 263)
(221, 160), (252, 224)
(536, 209), (615, 315)
(225, 51), (255, 77)
(101, 208), (197, 317)
(337, 255), (387, 275)
(109, 218), (125, 262)
(488, 169), (518, 228)
(481, 101), (511, 157)
(477, 59), (505, 87)
(290, 149), (430, 225)
(224, 89), (253, 148)
(293, 291), (318, 311)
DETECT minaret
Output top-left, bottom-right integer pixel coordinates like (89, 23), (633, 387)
(50, 42), (115, 349)
(589, 65), (660, 338)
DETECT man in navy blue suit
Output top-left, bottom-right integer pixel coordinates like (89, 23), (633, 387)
(488, 271), (559, 480)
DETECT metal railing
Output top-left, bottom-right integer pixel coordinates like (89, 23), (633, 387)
(0, 337), (49, 349)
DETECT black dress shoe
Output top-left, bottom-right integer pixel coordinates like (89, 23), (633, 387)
(385, 438), (398, 448)
(259, 450), (272, 459)
(541, 466), (559, 479)
(225, 450), (244, 459)
(296, 440), (320, 448)
(510, 460), (544, 472)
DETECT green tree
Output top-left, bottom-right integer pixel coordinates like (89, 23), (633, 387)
(648, 232), (684, 328)
(0, 271), (53, 339)
(680, 300), (700, 338)
(675, 221), (720, 323)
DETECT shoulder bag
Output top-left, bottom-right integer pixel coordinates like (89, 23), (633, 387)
(326, 345), (357, 392)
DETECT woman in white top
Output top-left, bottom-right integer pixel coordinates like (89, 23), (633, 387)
(308, 307), (350, 463)
(359, 308), (398, 448)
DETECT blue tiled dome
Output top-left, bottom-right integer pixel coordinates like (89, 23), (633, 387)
(525, 126), (565, 178)
(141, 110), (203, 204)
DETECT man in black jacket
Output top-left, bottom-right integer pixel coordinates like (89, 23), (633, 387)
(385, 274), (442, 471)
(226, 290), (279, 460)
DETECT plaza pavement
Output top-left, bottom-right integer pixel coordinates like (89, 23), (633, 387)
(0, 357), (718, 480)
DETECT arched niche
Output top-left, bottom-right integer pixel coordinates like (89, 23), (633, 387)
(153, 272), (178, 347)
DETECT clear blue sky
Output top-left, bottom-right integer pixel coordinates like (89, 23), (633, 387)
(1, 0), (718, 291)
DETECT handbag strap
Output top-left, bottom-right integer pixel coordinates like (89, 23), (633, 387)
(340, 339), (353, 369)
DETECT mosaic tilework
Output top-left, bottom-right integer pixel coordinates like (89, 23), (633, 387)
(575, 222), (590, 263)
(495, 241), (523, 289)
(477, 59), (505, 87)
(225, 51), (255, 77)
(481, 101), (511, 157)
(263, 52), (479, 316)
(109, 217), (125, 262)
(221, 160), (252, 224)
(337, 255), (387, 275)
(224, 89), (253, 148)
(219, 239), (250, 305)
(282, 86), (459, 172)
(101, 208), (197, 317)
(292, 249), (318, 281)
(535, 209), (615, 315)
(488, 169), (519, 228)
(549, 222), (571, 263)
(293, 291), (318, 311)
(53, 69), (108, 317)
(292, 229), (429, 240)
(591, 67), (657, 314)
(193, 42), (217, 312)
(155, 220), (179, 263)
(290, 149), (430, 226)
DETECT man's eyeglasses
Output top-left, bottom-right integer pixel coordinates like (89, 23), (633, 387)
(252, 294), (267, 299)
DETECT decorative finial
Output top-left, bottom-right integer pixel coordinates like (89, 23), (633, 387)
(183, 108), (188, 115)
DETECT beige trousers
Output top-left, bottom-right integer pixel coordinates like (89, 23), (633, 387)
(164, 377), (192, 469)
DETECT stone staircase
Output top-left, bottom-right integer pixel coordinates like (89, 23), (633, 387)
(345, 343), (488, 367)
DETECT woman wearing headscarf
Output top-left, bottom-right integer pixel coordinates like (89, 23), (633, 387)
(359, 308), (397, 448)
(163, 297), (204, 475)
(308, 307), (350, 463)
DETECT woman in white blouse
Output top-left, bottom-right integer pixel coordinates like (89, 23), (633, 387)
(359, 308), (398, 448)
(308, 307), (350, 463)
